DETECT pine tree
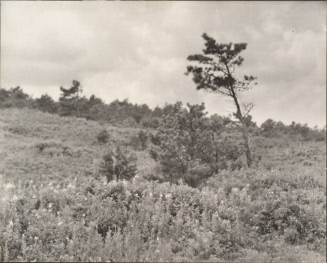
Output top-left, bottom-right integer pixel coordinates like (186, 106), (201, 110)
(186, 34), (257, 167)
(59, 80), (83, 117)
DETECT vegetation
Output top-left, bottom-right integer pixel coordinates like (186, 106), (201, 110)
(0, 105), (325, 262)
(0, 34), (325, 261)
(186, 34), (257, 167)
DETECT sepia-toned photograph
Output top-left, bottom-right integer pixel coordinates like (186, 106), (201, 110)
(0, 1), (326, 262)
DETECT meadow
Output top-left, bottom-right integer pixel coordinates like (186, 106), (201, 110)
(0, 107), (326, 262)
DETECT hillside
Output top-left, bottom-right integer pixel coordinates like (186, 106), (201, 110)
(0, 108), (326, 262)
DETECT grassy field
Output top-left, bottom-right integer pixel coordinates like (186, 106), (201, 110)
(0, 108), (325, 262)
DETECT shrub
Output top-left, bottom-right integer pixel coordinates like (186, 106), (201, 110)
(99, 148), (137, 182)
(97, 129), (109, 144)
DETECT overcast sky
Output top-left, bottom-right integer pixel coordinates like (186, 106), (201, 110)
(1, 1), (326, 127)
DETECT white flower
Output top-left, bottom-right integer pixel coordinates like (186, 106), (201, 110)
(5, 183), (15, 190)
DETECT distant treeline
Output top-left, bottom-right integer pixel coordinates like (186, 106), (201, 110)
(0, 81), (325, 142)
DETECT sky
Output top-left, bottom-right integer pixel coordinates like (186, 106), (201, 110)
(1, 1), (326, 128)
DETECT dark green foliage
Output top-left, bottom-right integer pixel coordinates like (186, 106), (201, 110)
(97, 129), (110, 144)
(100, 148), (137, 182)
(261, 118), (326, 141)
(34, 94), (58, 114)
(153, 102), (243, 186)
(99, 152), (116, 182)
(59, 80), (83, 117)
(0, 86), (33, 109)
(131, 130), (148, 151)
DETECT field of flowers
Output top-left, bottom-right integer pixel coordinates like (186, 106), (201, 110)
(0, 108), (326, 262)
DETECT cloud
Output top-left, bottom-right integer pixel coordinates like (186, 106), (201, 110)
(1, 1), (325, 127)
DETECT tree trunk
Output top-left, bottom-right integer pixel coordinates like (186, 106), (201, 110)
(241, 122), (253, 167)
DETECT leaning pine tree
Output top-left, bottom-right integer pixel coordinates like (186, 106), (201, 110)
(186, 33), (257, 167)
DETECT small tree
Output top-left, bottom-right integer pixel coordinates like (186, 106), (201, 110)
(59, 80), (83, 117)
(186, 33), (257, 167)
(152, 101), (240, 186)
(99, 147), (137, 182)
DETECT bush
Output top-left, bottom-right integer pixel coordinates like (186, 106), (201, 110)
(97, 129), (109, 144)
(99, 148), (137, 182)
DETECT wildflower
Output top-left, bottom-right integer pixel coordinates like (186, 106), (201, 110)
(48, 203), (53, 208)
(5, 183), (15, 190)
(57, 221), (63, 226)
(34, 236), (39, 240)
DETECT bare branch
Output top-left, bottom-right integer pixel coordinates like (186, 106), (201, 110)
(242, 102), (255, 117)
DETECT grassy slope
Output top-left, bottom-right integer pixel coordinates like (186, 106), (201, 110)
(0, 108), (153, 182)
(0, 108), (325, 262)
